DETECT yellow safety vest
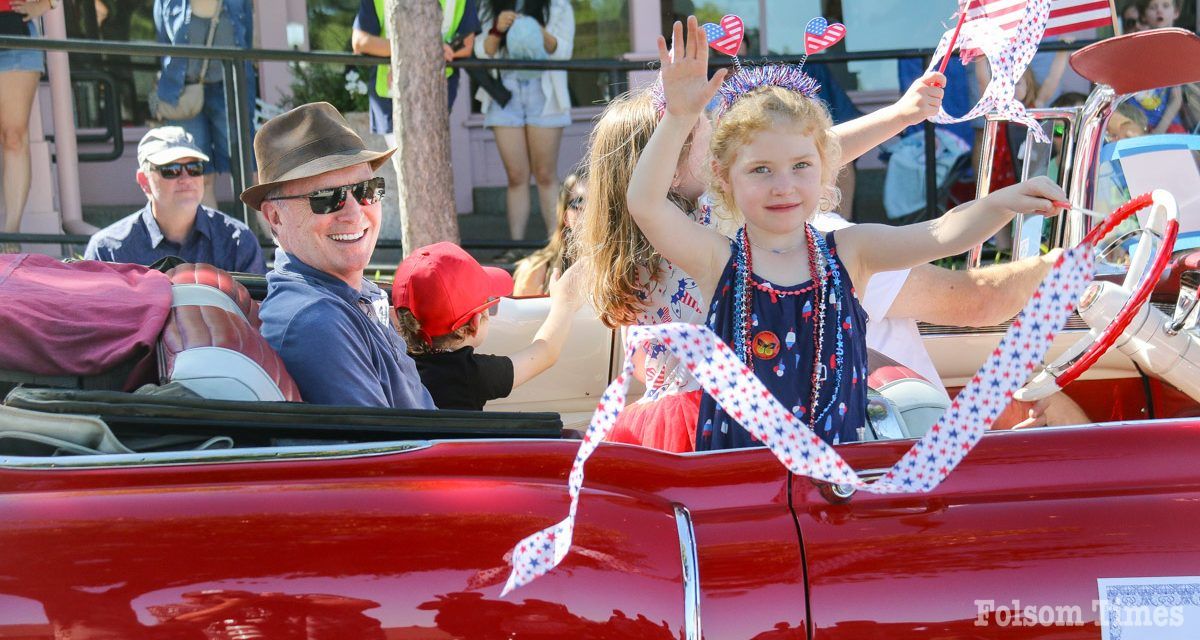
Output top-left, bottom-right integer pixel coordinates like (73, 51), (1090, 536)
(374, 0), (465, 97)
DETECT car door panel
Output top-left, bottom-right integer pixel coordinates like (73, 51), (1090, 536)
(0, 440), (814, 638)
(792, 422), (1200, 638)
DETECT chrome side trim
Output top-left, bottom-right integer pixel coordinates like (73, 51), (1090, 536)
(0, 441), (432, 469)
(673, 504), (701, 640)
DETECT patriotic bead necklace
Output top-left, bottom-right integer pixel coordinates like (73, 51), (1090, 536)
(734, 224), (845, 426)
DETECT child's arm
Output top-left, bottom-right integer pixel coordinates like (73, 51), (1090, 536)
(838, 176), (1067, 282)
(626, 17), (730, 285)
(509, 265), (586, 388)
(833, 71), (946, 165)
(1153, 87), (1183, 134)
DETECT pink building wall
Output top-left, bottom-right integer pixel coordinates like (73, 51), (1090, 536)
(63, 0), (903, 219)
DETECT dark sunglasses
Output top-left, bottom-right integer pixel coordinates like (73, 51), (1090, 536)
(487, 296), (500, 316)
(264, 177), (386, 214)
(152, 161), (205, 179)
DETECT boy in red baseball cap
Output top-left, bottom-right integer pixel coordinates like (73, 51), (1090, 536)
(392, 242), (583, 410)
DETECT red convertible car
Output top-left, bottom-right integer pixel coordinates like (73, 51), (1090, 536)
(2, 28), (1200, 640)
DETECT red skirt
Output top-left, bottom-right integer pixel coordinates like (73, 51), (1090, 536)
(604, 389), (702, 453)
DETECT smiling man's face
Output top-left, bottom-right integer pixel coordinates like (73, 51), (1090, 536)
(263, 162), (381, 288)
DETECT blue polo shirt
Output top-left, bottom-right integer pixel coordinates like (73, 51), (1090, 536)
(259, 249), (437, 409)
(83, 204), (266, 274)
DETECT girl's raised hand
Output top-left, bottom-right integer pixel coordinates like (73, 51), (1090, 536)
(657, 16), (728, 118)
(897, 71), (947, 126)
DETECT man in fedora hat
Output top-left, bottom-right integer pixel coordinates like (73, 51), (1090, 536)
(244, 102), (435, 408)
(85, 126), (266, 273)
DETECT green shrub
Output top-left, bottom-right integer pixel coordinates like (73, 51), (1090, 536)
(285, 62), (370, 113)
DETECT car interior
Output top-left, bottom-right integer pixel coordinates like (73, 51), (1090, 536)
(2, 28), (1200, 462)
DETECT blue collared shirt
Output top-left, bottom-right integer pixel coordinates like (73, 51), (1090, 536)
(259, 249), (437, 409)
(84, 204), (266, 274)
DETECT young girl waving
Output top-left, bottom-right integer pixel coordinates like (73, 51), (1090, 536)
(576, 58), (946, 452)
(626, 18), (1067, 450)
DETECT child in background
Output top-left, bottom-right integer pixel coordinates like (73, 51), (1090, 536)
(512, 169), (586, 296)
(626, 18), (1067, 449)
(392, 242), (582, 410)
(1108, 101), (1150, 141)
(1120, 0), (1146, 32)
(574, 37), (945, 453)
(1130, 0), (1186, 133)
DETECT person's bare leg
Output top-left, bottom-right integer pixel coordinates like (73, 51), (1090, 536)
(492, 126), (532, 240)
(0, 70), (41, 240)
(526, 125), (563, 237)
(203, 174), (218, 210)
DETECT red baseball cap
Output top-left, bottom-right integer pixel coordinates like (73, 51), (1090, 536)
(392, 242), (513, 342)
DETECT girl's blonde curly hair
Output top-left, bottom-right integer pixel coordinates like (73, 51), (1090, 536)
(708, 86), (843, 226)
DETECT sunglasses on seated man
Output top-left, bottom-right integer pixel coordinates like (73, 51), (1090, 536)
(150, 161), (206, 179)
(263, 177), (386, 215)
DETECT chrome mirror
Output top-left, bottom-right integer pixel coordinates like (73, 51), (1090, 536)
(1167, 270), (1200, 335)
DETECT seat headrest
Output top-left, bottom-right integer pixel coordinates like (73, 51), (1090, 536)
(158, 305), (301, 402)
(166, 263), (260, 328)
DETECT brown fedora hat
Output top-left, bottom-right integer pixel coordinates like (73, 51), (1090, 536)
(240, 102), (395, 211)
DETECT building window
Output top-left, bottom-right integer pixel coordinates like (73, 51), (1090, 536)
(570, 0), (633, 106)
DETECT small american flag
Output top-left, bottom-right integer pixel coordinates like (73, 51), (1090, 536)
(804, 17), (846, 55)
(962, 0), (1113, 44)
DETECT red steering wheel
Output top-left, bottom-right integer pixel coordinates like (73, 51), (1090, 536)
(1017, 190), (1179, 402)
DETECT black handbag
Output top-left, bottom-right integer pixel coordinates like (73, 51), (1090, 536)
(447, 31), (512, 108)
(467, 67), (512, 108)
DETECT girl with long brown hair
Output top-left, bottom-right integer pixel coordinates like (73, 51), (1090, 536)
(512, 169), (586, 296)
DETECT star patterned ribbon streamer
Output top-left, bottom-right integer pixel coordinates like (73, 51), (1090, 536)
(928, 0), (1052, 144)
(501, 245), (1094, 595)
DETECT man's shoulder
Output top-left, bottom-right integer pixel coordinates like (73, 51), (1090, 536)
(260, 288), (363, 351)
(261, 280), (347, 325)
(200, 207), (256, 235)
(86, 210), (149, 256)
(93, 210), (147, 241)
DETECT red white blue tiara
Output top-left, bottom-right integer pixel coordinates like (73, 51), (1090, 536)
(712, 64), (821, 118)
(648, 64), (820, 120)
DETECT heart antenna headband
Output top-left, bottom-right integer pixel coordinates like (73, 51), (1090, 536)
(648, 15), (847, 119)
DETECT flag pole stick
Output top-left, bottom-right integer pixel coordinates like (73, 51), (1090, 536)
(938, 8), (968, 75)
(1108, 0), (1122, 34)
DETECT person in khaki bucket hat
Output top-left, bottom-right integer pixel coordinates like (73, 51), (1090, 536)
(251, 102), (436, 409)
